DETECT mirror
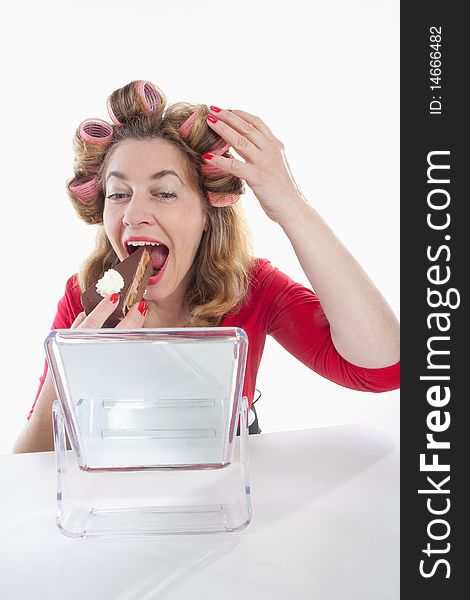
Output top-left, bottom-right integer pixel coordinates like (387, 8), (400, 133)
(45, 328), (248, 470)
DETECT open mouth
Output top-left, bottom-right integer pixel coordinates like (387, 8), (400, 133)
(126, 242), (170, 276)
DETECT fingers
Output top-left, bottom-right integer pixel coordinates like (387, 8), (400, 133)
(76, 293), (121, 329)
(206, 108), (261, 159)
(115, 300), (149, 329)
(202, 151), (250, 181)
(229, 109), (280, 144)
(73, 296), (149, 331)
(70, 311), (87, 329)
(208, 106), (281, 150)
(205, 107), (285, 181)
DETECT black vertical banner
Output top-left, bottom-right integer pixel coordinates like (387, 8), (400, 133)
(401, 2), (468, 597)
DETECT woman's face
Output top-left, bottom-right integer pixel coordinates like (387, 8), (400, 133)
(103, 138), (207, 305)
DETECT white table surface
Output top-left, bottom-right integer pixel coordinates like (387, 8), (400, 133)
(0, 423), (399, 599)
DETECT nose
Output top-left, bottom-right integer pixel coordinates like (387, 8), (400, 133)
(122, 191), (156, 227)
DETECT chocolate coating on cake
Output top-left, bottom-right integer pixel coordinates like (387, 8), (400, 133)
(81, 247), (153, 327)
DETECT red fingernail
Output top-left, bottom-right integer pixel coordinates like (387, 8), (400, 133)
(202, 153), (214, 160)
(110, 293), (119, 304)
(210, 105), (222, 113)
(138, 301), (148, 316)
(207, 114), (218, 123)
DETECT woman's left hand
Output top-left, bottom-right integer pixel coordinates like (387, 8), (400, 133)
(204, 106), (306, 222)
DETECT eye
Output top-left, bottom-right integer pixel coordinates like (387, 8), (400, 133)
(106, 192), (128, 201)
(105, 191), (178, 202)
(153, 191), (177, 201)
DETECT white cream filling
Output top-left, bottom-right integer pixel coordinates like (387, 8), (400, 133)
(95, 269), (125, 297)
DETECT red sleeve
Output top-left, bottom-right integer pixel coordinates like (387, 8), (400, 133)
(260, 265), (400, 393)
(27, 275), (83, 421)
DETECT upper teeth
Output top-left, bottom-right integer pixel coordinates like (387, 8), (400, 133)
(127, 241), (161, 246)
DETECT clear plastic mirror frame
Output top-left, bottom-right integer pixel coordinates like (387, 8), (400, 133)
(45, 327), (252, 538)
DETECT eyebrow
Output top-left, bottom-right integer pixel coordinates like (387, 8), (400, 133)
(106, 170), (184, 185)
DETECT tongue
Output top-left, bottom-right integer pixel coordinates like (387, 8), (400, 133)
(147, 245), (169, 271)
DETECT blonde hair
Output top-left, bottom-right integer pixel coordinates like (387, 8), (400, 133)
(66, 81), (254, 326)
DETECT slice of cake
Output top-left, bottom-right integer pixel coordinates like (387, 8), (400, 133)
(81, 247), (153, 327)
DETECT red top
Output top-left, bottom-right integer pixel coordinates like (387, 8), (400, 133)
(28, 258), (400, 420)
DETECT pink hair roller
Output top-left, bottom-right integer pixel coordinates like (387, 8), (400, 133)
(107, 81), (161, 125)
(135, 80), (161, 114)
(202, 161), (226, 175)
(201, 144), (231, 175)
(178, 110), (229, 174)
(207, 191), (240, 207)
(69, 175), (99, 203)
(178, 108), (201, 139)
(79, 119), (113, 146)
(211, 140), (230, 155)
(106, 95), (122, 126)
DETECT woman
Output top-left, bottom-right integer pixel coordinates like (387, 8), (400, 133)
(13, 80), (399, 453)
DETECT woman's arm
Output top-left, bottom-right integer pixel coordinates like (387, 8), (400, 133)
(275, 197), (399, 368)
(204, 106), (399, 368)
(12, 369), (61, 453)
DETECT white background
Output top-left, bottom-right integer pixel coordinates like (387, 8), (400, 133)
(1, 0), (399, 454)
